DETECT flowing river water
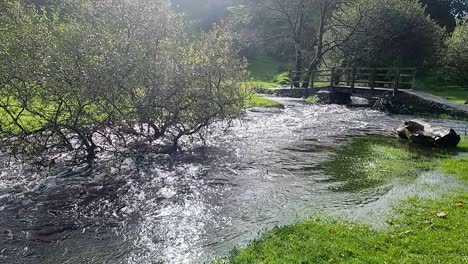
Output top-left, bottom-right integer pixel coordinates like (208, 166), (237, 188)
(0, 98), (467, 264)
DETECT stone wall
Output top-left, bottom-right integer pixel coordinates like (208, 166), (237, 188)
(375, 91), (468, 120)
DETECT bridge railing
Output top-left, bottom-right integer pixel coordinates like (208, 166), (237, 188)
(289, 67), (417, 93)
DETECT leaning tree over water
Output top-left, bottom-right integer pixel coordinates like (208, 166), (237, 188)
(0, 0), (247, 162)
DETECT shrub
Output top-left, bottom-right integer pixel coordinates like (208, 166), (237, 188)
(0, 0), (247, 162)
(443, 20), (468, 85)
(326, 0), (445, 68)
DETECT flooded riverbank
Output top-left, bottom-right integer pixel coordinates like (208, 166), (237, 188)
(1, 98), (467, 263)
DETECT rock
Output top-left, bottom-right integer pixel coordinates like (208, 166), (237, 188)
(316, 90), (331, 104)
(397, 120), (461, 148)
(330, 91), (352, 105)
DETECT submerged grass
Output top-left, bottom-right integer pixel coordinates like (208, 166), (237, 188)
(321, 136), (438, 191)
(221, 193), (468, 264)
(219, 137), (468, 264)
(245, 93), (283, 108)
(305, 96), (319, 105)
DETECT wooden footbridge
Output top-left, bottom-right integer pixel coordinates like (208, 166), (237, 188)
(276, 67), (417, 104)
(290, 67), (416, 93)
(257, 66), (468, 118)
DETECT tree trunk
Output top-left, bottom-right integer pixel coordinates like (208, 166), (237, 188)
(302, 4), (326, 88)
(293, 47), (303, 88)
(302, 59), (320, 88)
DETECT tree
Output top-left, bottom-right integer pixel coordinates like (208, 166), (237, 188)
(444, 20), (468, 85)
(326, 0), (445, 69)
(0, 0), (247, 162)
(248, 0), (362, 88)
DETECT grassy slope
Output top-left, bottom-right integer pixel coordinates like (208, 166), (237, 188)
(247, 53), (289, 89)
(242, 53), (286, 107)
(417, 77), (468, 105)
(220, 137), (468, 264)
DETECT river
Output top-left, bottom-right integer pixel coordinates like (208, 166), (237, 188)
(0, 98), (466, 264)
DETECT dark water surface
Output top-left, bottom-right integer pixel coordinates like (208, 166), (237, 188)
(0, 98), (467, 264)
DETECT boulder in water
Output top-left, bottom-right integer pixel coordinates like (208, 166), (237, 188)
(397, 120), (461, 148)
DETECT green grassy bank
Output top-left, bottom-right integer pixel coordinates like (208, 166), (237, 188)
(245, 93), (283, 108)
(247, 53), (289, 89)
(218, 137), (468, 264)
(412, 76), (467, 105)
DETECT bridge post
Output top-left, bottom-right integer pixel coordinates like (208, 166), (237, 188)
(351, 67), (356, 93)
(289, 70), (293, 90)
(411, 69), (417, 90)
(329, 68), (335, 91)
(370, 68), (376, 93)
(393, 68), (400, 95)
(310, 71), (315, 88)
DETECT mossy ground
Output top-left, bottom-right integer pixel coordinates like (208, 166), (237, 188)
(219, 137), (468, 264)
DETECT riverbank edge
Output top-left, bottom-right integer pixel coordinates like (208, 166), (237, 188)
(216, 137), (468, 264)
(254, 87), (468, 120)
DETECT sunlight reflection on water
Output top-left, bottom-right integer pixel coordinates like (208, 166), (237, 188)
(0, 98), (467, 263)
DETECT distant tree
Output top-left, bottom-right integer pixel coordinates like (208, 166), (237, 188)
(418, 0), (456, 32)
(415, 0), (468, 32)
(326, 0), (445, 69)
(443, 20), (468, 85)
(449, 0), (468, 19)
(248, 0), (362, 87)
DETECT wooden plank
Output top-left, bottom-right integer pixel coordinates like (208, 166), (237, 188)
(394, 68), (400, 94)
(330, 67), (336, 90)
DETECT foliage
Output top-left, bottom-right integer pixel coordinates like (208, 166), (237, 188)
(449, 0), (468, 19)
(171, 0), (235, 30)
(327, 0), (445, 68)
(248, 0), (362, 88)
(419, 0), (456, 32)
(0, 0), (247, 161)
(440, 136), (468, 181)
(443, 20), (468, 85)
(305, 96), (319, 104)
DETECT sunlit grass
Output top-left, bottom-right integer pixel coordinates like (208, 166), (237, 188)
(219, 137), (468, 264)
(245, 93), (283, 108)
(247, 53), (289, 89)
(322, 136), (436, 191)
(305, 96), (319, 105)
(417, 77), (468, 105)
